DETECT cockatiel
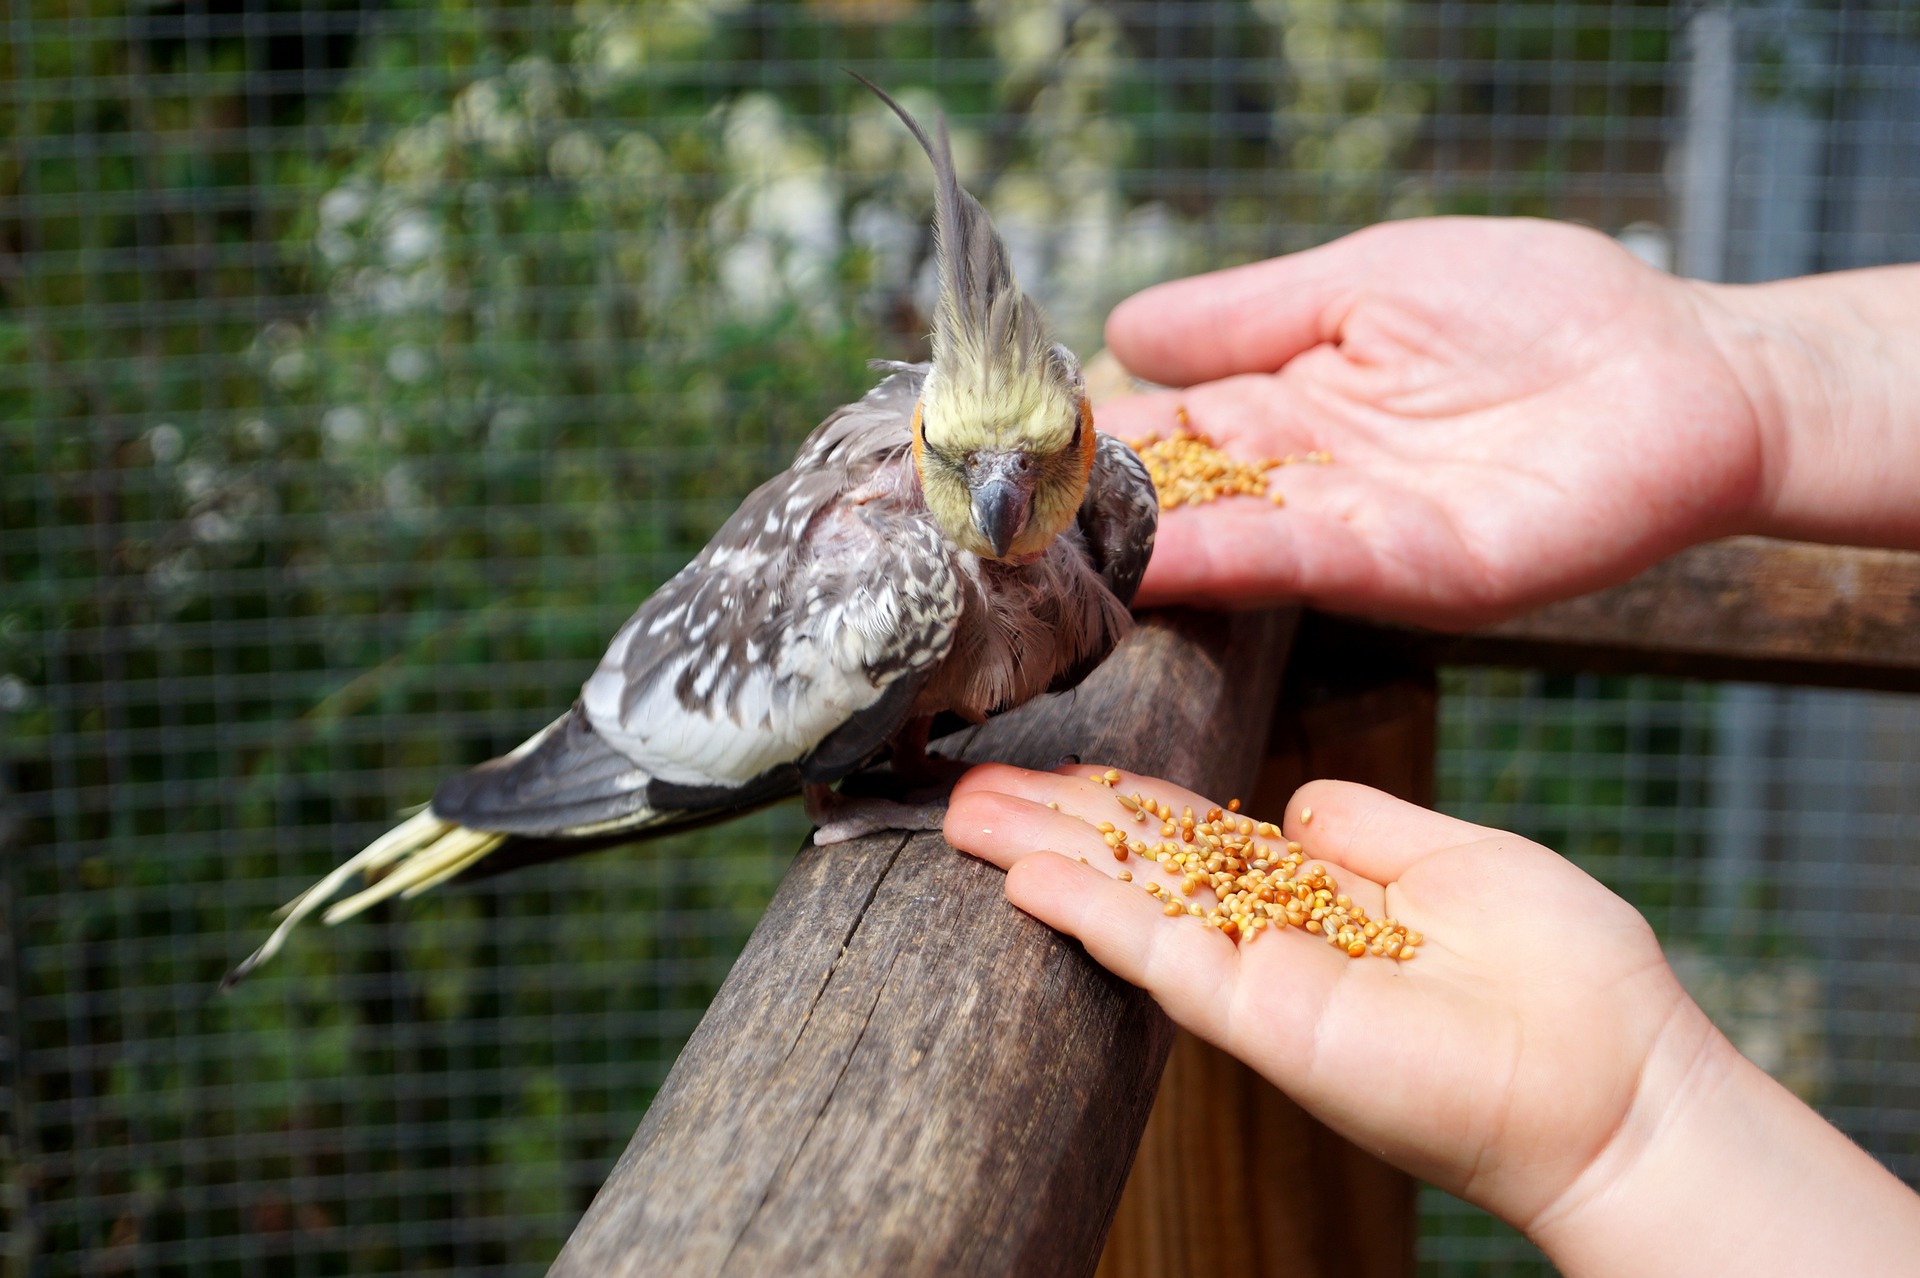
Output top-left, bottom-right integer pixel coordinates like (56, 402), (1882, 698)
(225, 78), (1157, 986)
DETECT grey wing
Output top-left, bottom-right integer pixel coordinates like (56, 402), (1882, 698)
(788, 361), (924, 472)
(430, 705), (653, 836)
(431, 365), (948, 839)
(1077, 432), (1159, 606)
(224, 370), (950, 983)
(580, 484), (961, 795)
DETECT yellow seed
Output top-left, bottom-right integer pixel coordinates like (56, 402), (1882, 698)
(1347, 941), (1366, 957)
(1047, 801), (1059, 810)
(1300, 807), (1313, 825)
(1164, 901), (1183, 917)
(1287, 841), (1302, 854)
(1128, 428), (1290, 510)
(1103, 831), (1123, 848)
(1096, 821), (1116, 834)
(1118, 870), (1133, 882)
(1104, 769), (1122, 784)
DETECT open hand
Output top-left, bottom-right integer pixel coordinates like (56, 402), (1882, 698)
(944, 763), (1722, 1233)
(1098, 218), (1766, 628)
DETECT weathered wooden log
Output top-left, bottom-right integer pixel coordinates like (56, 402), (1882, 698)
(1319, 537), (1920, 692)
(547, 607), (1298, 1278)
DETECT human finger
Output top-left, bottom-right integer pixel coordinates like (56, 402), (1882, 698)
(1279, 780), (1499, 884)
(1002, 850), (1244, 1042)
(954, 763), (1275, 856)
(1131, 497), (1384, 610)
(1105, 237), (1362, 386)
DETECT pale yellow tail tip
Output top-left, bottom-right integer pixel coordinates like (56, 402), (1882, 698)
(268, 812), (453, 920)
(221, 809), (460, 988)
(321, 826), (508, 925)
(401, 832), (508, 898)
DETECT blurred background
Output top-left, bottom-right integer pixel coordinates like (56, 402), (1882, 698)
(3, 0), (1917, 1272)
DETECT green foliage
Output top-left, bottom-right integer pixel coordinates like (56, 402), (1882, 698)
(0, 0), (1677, 1270)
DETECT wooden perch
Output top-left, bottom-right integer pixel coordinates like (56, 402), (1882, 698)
(547, 608), (1298, 1278)
(1315, 538), (1920, 692)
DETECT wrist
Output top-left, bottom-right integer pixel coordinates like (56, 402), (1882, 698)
(1528, 996), (1920, 1276)
(1689, 278), (1820, 541)
(1519, 996), (1732, 1270)
(1696, 266), (1920, 549)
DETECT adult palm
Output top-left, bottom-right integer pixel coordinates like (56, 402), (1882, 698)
(1098, 217), (1765, 628)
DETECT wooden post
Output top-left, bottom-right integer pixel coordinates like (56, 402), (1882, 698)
(1097, 664), (1435, 1278)
(547, 609), (1298, 1278)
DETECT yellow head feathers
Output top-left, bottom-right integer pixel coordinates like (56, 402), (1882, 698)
(854, 73), (1093, 561)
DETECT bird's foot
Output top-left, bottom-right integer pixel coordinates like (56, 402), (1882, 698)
(804, 783), (949, 846)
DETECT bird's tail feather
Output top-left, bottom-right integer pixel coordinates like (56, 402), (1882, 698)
(221, 809), (503, 989)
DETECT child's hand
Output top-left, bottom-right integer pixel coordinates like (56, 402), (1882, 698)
(949, 764), (1920, 1274)
(945, 764), (1722, 1235)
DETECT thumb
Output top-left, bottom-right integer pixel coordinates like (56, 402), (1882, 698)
(1105, 231), (1370, 387)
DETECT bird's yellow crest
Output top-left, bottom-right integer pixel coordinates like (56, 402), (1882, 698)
(854, 73), (1094, 562)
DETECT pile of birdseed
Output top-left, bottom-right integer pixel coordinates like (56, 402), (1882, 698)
(1126, 408), (1331, 512)
(1072, 768), (1422, 959)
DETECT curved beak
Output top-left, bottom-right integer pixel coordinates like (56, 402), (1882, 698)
(967, 450), (1036, 559)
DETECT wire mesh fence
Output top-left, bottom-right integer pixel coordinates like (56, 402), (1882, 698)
(3, 0), (1916, 1273)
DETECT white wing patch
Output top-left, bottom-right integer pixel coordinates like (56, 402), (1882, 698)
(579, 456), (957, 788)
